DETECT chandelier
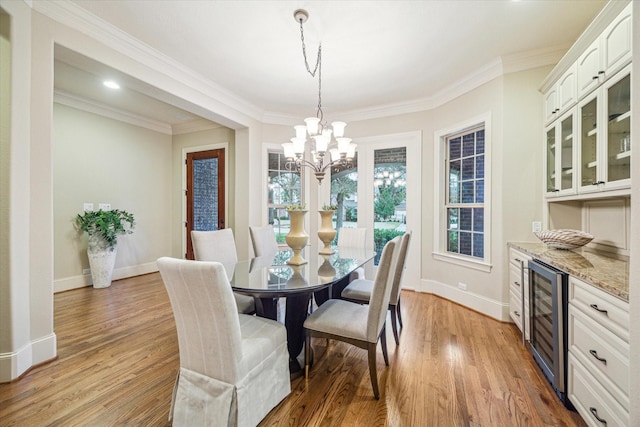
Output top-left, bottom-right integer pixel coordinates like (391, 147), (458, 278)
(282, 9), (357, 184)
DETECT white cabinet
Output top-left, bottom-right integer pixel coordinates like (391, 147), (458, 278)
(545, 64), (577, 125)
(544, 3), (632, 200)
(568, 277), (629, 426)
(545, 109), (576, 197)
(577, 3), (632, 99)
(508, 247), (530, 340)
(577, 39), (602, 99)
(577, 65), (631, 194)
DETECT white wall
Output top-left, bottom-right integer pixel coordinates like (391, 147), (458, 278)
(0, 8), (11, 358)
(52, 104), (172, 292)
(0, 0), (39, 381)
(0, 2), (263, 381)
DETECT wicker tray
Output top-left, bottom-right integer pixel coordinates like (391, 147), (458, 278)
(534, 229), (594, 250)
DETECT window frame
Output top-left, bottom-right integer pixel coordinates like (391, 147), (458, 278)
(433, 113), (492, 272)
(263, 145), (305, 242)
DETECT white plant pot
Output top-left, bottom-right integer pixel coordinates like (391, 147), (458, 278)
(87, 236), (117, 288)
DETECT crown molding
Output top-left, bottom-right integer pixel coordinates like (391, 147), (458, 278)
(265, 44), (561, 124)
(33, 0), (596, 127)
(172, 119), (222, 135)
(54, 90), (173, 135)
(502, 44), (570, 75)
(539, 0), (631, 92)
(31, 0), (264, 125)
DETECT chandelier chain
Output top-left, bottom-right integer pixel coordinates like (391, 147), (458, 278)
(285, 9), (354, 184)
(299, 20), (323, 123)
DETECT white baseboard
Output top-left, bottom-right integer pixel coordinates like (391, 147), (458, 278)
(53, 262), (159, 293)
(418, 278), (510, 322)
(0, 333), (56, 383)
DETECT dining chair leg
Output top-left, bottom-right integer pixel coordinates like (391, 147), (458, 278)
(367, 342), (380, 399)
(390, 306), (400, 345)
(380, 324), (389, 366)
(396, 298), (403, 329)
(304, 334), (311, 379)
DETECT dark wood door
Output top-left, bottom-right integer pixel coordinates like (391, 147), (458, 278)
(186, 149), (225, 259)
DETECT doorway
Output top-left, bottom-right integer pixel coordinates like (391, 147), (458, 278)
(185, 148), (226, 259)
(332, 132), (421, 287)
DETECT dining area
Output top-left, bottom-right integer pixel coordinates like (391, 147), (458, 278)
(156, 225), (411, 426)
(0, 233), (585, 427)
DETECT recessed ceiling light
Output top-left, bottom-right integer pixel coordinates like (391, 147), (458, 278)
(103, 80), (120, 90)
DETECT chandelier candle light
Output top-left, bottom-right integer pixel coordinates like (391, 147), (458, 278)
(282, 9), (357, 184)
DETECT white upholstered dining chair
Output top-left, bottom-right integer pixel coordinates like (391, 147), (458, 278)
(157, 257), (290, 427)
(341, 232), (411, 345)
(191, 228), (256, 315)
(249, 225), (280, 257)
(303, 237), (399, 399)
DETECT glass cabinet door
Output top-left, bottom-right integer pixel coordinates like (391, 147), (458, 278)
(579, 97), (598, 188)
(560, 115), (574, 191)
(546, 127), (556, 193)
(606, 73), (631, 183)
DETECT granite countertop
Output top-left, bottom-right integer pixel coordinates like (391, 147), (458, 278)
(508, 242), (629, 302)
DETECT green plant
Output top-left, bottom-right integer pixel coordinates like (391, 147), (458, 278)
(76, 209), (135, 250)
(321, 204), (338, 211)
(345, 206), (357, 222)
(373, 229), (405, 264)
(285, 203), (307, 211)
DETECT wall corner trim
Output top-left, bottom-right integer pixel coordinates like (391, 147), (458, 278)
(0, 333), (57, 383)
(419, 278), (509, 322)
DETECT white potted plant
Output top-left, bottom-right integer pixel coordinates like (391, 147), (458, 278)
(76, 209), (135, 288)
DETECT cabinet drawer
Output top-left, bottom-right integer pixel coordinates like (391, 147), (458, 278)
(509, 247), (530, 267)
(509, 263), (523, 295)
(569, 308), (629, 409)
(568, 353), (629, 427)
(569, 276), (628, 341)
(509, 290), (523, 331)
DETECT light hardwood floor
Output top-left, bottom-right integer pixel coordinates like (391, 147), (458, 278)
(0, 273), (585, 426)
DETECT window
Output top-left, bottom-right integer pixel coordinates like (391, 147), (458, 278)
(446, 127), (485, 258)
(267, 151), (302, 243)
(434, 115), (490, 271)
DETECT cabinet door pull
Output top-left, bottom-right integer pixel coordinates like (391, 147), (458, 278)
(514, 311), (520, 317)
(589, 407), (607, 425)
(590, 304), (609, 315)
(592, 75), (599, 80)
(598, 70), (605, 75)
(589, 349), (607, 365)
(514, 257), (521, 263)
(514, 281), (520, 287)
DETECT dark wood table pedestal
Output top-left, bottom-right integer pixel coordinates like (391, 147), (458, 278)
(255, 294), (313, 376)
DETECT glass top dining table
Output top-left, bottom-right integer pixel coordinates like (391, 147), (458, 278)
(227, 245), (375, 298)
(226, 244), (375, 374)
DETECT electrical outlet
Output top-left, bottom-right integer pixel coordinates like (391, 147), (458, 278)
(98, 203), (111, 211)
(532, 221), (542, 232)
(83, 203), (94, 212)
(458, 282), (467, 291)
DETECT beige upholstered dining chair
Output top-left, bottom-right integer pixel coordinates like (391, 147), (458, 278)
(337, 227), (367, 282)
(341, 232), (411, 345)
(157, 257), (290, 427)
(191, 228), (255, 315)
(303, 237), (399, 399)
(249, 225), (280, 257)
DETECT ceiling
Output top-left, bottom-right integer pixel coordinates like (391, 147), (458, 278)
(53, 0), (609, 129)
